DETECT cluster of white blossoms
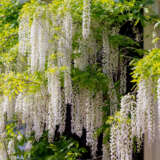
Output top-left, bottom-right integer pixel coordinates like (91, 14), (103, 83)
(19, 7), (51, 72)
(110, 124), (118, 160)
(14, 1), (104, 151)
(102, 30), (111, 77)
(19, 15), (30, 56)
(17, 7), (65, 140)
(3, 1), (160, 160)
(0, 141), (7, 160)
(82, 0), (91, 40)
(102, 28), (119, 115)
(136, 79), (156, 144)
(8, 140), (16, 160)
(61, 12), (73, 105)
(157, 78), (160, 135)
(110, 94), (136, 160)
(120, 58), (127, 95)
(72, 0), (91, 139)
(110, 78), (160, 160)
(1, 96), (14, 121)
(89, 92), (103, 157)
(0, 0), (129, 159)
(48, 68), (63, 140)
(72, 0), (105, 158)
(71, 90), (104, 158)
(74, 0), (91, 70)
(15, 92), (48, 140)
(71, 89), (88, 137)
(30, 8), (50, 72)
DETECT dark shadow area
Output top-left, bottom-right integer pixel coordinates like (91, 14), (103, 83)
(96, 133), (103, 160)
(133, 138), (144, 160)
(64, 104), (72, 136)
(63, 104), (92, 159)
(119, 21), (143, 93)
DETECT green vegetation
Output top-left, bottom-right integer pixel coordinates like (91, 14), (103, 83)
(132, 48), (160, 83)
(5, 122), (86, 160)
(0, 0), (155, 97)
(0, 0), (159, 159)
(72, 65), (108, 93)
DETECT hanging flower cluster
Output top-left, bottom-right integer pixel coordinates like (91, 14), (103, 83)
(82, 0), (91, 40)
(19, 15), (31, 56)
(136, 79), (156, 144)
(110, 94), (136, 160)
(30, 8), (50, 72)
(0, 0), (130, 159)
(15, 91), (48, 140)
(110, 78), (159, 160)
(8, 140), (16, 160)
(0, 1), (104, 154)
(102, 29), (119, 115)
(71, 0), (104, 157)
(120, 58), (127, 95)
(157, 78), (160, 135)
(60, 12), (73, 105)
(0, 141), (7, 160)
(48, 69), (63, 140)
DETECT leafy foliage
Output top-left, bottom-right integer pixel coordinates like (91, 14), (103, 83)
(132, 48), (160, 83)
(91, 0), (154, 27)
(0, 0), (158, 159)
(0, 71), (46, 98)
(5, 123), (87, 160)
(72, 65), (108, 93)
(46, 136), (87, 160)
(0, 0), (22, 52)
(0, 0), (155, 98)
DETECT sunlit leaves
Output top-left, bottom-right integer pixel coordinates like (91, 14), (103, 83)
(132, 48), (160, 83)
(0, 72), (44, 98)
(91, 0), (148, 26)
